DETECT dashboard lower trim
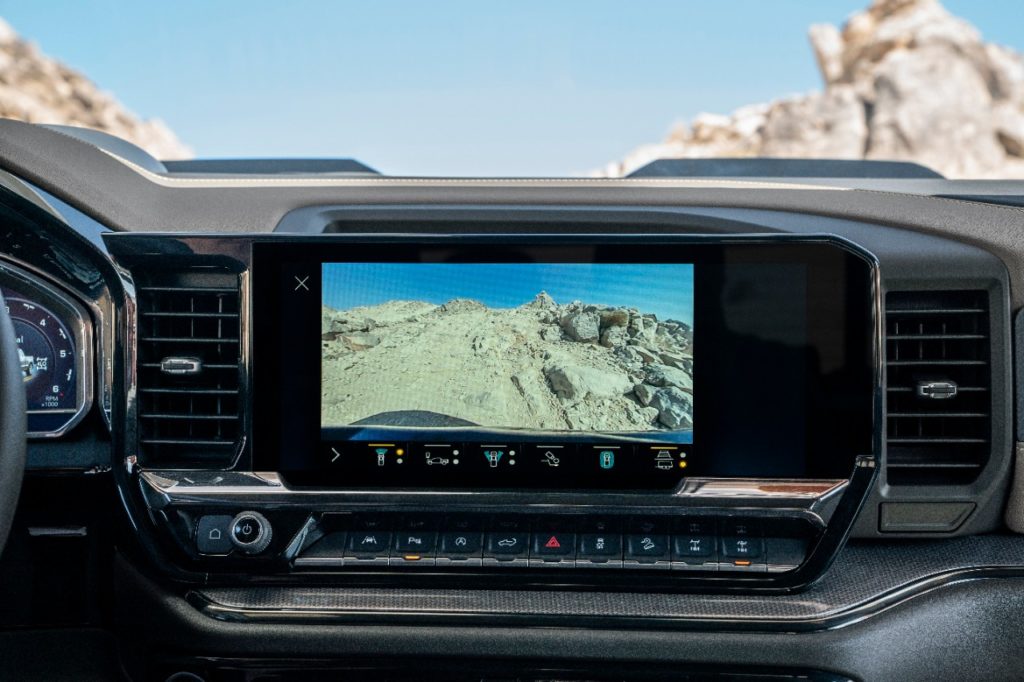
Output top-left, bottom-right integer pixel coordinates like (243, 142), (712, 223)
(186, 543), (1024, 633)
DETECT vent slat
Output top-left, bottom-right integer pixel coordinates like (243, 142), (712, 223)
(888, 413), (987, 418)
(140, 413), (238, 421)
(885, 334), (986, 340)
(885, 307), (985, 315)
(140, 439), (236, 447)
(144, 311), (240, 319)
(885, 290), (991, 486)
(887, 386), (988, 393)
(140, 337), (240, 344)
(137, 286), (236, 294)
(135, 273), (242, 467)
(138, 388), (237, 396)
(887, 360), (987, 367)
(888, 438), (988, 444)
(140, 363), (239, 370)
(886, 462), (982, 470)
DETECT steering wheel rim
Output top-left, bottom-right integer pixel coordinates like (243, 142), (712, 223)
(0, 290), (26, 555)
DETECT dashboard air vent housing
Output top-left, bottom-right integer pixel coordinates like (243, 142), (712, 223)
(885, 291), (990, 485)
(136, 272), (242, 466)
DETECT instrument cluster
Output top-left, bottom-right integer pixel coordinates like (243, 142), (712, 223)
(0, 260), (92, 437)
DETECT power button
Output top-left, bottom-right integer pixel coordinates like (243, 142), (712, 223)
(229, 511), (272, 554)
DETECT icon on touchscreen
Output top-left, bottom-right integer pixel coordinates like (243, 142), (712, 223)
(483, 449), (514, 467)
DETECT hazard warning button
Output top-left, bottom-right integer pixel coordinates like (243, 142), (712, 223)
(532, 529), (576, 559)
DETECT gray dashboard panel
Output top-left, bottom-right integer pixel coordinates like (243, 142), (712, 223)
(3, 119), (1024, 307)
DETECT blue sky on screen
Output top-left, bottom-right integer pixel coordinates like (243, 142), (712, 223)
(322, 263), (695, 325)
(1, 1), (1017, 175)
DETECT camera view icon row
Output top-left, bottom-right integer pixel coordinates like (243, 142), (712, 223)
(318, 441), (692, 489)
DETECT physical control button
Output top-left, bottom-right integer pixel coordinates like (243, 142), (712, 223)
(345, 513), (392, 560)
(625, 534), (670, 560)
(484, 517), (529, 561)
(196, 515), (234, 555)
(438, 516), (483, 564)
(393, 514), (438, 559)
(673, 534), (715, 558)
(578, 533), (622, 559)
(720, 518), (764, 560)
(718, 518), (764, 568)
(347, 530), (391, 557)
(532, 530), (575, 559)
(672, 516), (716, 563)
(721, 536), (764, 559)
(395, 530), (437, 554)
(440, 530), (483, 555)
(485, 531), (529, 557)
(625, 517), (670, 567)
(229, 511), (272, 554)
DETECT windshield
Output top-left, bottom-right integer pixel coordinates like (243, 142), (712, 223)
(0, 0), (1021, 178)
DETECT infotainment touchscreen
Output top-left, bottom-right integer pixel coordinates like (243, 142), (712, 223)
(253, 237), (876, 490)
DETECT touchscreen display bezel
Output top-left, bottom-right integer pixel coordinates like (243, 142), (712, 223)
(251, 234), (878, 489)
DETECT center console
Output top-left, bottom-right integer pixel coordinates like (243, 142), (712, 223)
(111, 233), (880, 592)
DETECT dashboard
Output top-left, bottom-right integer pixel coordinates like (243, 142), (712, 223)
(2, 120), (1024, 680)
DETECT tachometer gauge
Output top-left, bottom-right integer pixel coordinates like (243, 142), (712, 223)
(10, 298), (77, 411)
(0, 261), (92, 438)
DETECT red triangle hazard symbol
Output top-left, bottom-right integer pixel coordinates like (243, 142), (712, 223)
(545, 535), (561, 549)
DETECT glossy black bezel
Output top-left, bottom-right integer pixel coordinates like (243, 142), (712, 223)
(251, 234), (877, 488)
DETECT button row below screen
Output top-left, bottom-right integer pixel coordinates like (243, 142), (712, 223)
(294, 515), (809, 572)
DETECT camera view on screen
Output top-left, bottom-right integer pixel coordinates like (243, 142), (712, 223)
(321, 263), (694, 438)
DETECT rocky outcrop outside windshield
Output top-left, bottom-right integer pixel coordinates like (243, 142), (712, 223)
(601, 0), (1024, 179)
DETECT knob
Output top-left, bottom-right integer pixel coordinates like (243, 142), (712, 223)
(229, 511), (272, 554)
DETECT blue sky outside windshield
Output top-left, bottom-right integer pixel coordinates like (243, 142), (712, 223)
(322, 263), (694, 324)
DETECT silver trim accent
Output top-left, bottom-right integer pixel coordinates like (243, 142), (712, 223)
(98, 150), (850, 191)
(27, 526), (88, 538)
(139, 469), (847, 520)
(159, 356), (203, 375)
(916, 379), (958, 400)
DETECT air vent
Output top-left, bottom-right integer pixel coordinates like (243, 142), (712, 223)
(136, 273), (242, 466)
(885, 291), (991, 485)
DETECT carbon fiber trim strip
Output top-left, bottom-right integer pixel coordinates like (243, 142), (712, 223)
(194, 535), (1024, 629)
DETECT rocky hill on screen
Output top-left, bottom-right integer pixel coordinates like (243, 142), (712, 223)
(321, 293), (693, 433)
